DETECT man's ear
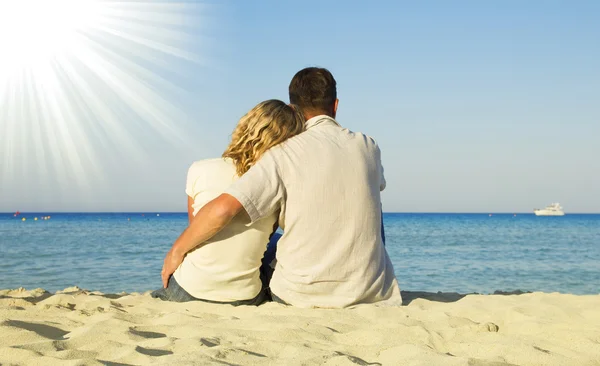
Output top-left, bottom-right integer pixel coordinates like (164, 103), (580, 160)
(333, 99), (339, 118)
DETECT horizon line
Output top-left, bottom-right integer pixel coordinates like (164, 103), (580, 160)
(2, 211), (599, 215)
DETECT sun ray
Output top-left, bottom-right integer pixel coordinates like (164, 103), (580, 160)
(0, 0), (209, 207)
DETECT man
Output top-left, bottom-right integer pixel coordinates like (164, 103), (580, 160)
(162, 67), (401, 308)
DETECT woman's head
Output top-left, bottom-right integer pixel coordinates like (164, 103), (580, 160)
(223, 99), (305, 176)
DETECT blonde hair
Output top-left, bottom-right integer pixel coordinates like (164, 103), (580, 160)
(223, 99), (305, 176)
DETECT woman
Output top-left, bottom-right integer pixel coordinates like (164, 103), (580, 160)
(152, 99), (304, 305)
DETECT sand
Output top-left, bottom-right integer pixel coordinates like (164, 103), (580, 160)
(1, 287), (599, 365)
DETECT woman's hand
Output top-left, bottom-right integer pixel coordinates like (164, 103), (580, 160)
(161, 248), (184, 288)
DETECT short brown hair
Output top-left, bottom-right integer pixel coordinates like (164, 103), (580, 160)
(289, 67), (337, 117)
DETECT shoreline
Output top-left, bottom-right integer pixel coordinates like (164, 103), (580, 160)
(2, 287), (599, 365)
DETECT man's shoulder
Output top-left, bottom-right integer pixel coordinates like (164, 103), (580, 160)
(262, 126), (381, 162)
(303, 123), (380, 145)
(351, 130), (379, 146)
(335, 127), (381, 152)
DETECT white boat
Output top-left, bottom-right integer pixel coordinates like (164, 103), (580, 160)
(534, 203), (565, 216)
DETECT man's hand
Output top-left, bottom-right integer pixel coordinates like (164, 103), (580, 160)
(161, 248), (184, 288)
(159, 193), (245, 288)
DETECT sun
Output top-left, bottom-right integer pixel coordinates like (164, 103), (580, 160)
(0, 0), (101, 74)
(0, 0), (206, 195)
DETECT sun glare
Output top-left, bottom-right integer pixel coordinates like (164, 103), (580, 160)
(0, 0), (99, 71)
(0, 0), (205, 198)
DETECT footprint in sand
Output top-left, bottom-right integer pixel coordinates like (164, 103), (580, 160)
(200, 337), (220, 347)
(478, 322), (499, 332)
(2, 320), (69, 340)
(128, 327), (167, 340)
(135, 346), (173, 357)
(447, 316), (499, 333)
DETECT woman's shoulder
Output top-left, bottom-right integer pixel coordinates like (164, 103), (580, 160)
(186, 158), (238, 194)
(188, 157), (235, 173)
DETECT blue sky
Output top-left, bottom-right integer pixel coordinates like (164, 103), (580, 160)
(1, 0), (599, 212)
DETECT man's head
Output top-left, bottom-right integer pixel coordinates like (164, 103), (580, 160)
(289, 67), (338, 120)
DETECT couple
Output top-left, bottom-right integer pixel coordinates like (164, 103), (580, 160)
(153, 67), (402, 308)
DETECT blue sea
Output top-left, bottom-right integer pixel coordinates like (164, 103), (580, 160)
(0, 213), (598, 295)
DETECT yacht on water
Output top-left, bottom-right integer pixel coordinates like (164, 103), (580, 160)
(534, 203), (565, 216)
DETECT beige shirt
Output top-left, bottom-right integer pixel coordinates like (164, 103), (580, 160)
(174, 158), (276, 302)
(226, 116), (402, 308)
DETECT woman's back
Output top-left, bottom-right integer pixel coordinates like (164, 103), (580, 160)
(174, 158), (276, 302)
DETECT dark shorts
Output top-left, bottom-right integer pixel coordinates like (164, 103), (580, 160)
(151, 275), (267, 306)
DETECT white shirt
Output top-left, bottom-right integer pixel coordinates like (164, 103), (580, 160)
(226, 116), (402, 308)
(174, 158), (276, 302)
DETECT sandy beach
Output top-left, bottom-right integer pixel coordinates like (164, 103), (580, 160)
(0, 288), (598, 365)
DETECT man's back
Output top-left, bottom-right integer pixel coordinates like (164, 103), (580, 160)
(226, 116), (402, 308)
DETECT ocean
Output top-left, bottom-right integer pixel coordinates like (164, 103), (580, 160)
(0, 212), (598, 295)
